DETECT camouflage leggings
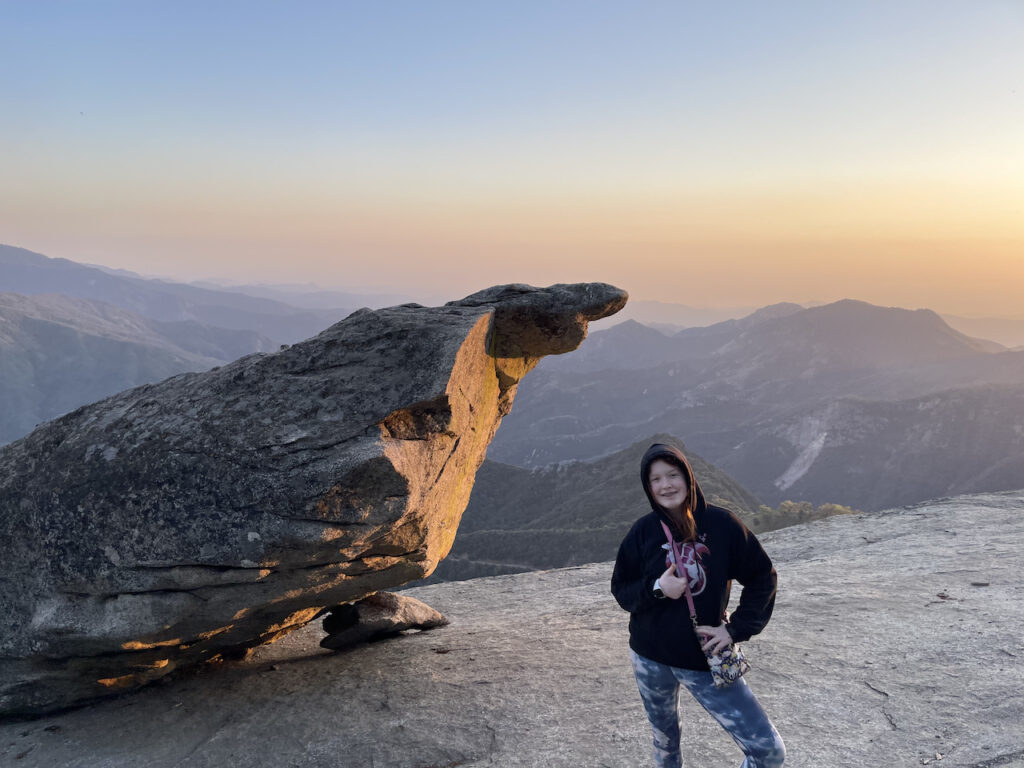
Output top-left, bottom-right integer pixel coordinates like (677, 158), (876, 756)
(630, 650), (786, 768)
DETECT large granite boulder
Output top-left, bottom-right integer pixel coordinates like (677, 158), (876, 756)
(0, 282), (626, 715)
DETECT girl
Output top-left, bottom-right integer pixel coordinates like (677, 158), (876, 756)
(611, 442), (785, 768)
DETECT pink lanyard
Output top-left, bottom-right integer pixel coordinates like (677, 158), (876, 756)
(660, 520), (699, 621)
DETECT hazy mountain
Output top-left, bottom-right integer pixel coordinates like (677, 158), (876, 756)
(942, 313), (1024, 349)
(534, 320), (675, 373)
(715, 385), (1024, 510)
(586, 298), (757, 333)
(667, 301), (807, 360)
(0, 244), (352, 344)
(708, 300), (1000, 375)
(536, 303), (805, 375)
(187, 280), (413, 311)
(0, 292), (274, 444)
(488, 300), (1024, 511)
(419, 434), (763, 583)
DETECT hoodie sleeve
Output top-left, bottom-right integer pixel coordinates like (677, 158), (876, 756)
(610, 519), (660, 614)
(724, 515), (777, 642)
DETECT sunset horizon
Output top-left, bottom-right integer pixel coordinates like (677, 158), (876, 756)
(3, 1), (1021, 317)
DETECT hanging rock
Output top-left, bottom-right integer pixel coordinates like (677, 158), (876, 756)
(0, 282), (627, 715)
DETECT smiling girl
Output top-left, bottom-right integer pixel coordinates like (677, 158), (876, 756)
(611, 442), (785, 768)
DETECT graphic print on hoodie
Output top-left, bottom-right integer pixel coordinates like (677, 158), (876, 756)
(663, 537), (711, 595)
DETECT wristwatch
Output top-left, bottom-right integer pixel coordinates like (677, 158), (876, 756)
(653, 578), (666, 599)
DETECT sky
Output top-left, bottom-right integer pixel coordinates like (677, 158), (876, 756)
(2, 1), (1022, 315)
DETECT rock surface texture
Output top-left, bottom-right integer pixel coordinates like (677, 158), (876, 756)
(0, 282), (627, 715)
(1, 491), (1021, 767)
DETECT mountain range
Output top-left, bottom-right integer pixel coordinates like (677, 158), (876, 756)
(4, 244), (1023, 514)
(185, 280), (412, 311)
(0, 245), (361, 445)
(0, 292), (276, 444)
(589, 297), (1024, 348)
(489, 300), (1024, 511)
(0, 244), (351, 344)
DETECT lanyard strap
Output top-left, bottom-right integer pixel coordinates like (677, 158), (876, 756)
(660, 521), (698, 621)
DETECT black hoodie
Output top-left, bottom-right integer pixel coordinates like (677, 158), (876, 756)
(610, 443), (777, 670)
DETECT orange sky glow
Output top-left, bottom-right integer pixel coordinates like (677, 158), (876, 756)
(2, 2), (1022, 316)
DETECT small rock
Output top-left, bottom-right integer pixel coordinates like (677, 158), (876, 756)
(320, 592), (449, 651)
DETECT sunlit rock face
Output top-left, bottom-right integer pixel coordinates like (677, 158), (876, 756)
(0, 282), (627, 715)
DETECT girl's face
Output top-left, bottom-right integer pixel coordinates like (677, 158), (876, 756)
(648, 459), (689, 513)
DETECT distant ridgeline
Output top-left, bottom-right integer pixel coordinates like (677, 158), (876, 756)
(419, 434), (857, 584)
(0, 244), (353, 445)
(487, 300), (1024, 513)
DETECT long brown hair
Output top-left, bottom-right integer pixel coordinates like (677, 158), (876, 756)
(663, 490), (697, 542)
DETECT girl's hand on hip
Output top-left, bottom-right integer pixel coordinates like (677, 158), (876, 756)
(696, 623), (732, 655)
(658, 563), (688, 600)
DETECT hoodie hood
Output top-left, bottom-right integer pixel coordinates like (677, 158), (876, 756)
(640, 442), (707, 526)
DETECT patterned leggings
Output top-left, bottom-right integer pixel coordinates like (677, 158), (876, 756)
(630, 650), (786, 768)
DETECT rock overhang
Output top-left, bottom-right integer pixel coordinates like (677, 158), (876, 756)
(0, 282), (627, 715)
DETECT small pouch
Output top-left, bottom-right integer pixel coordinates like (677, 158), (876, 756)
(701, 623), (750, 688)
